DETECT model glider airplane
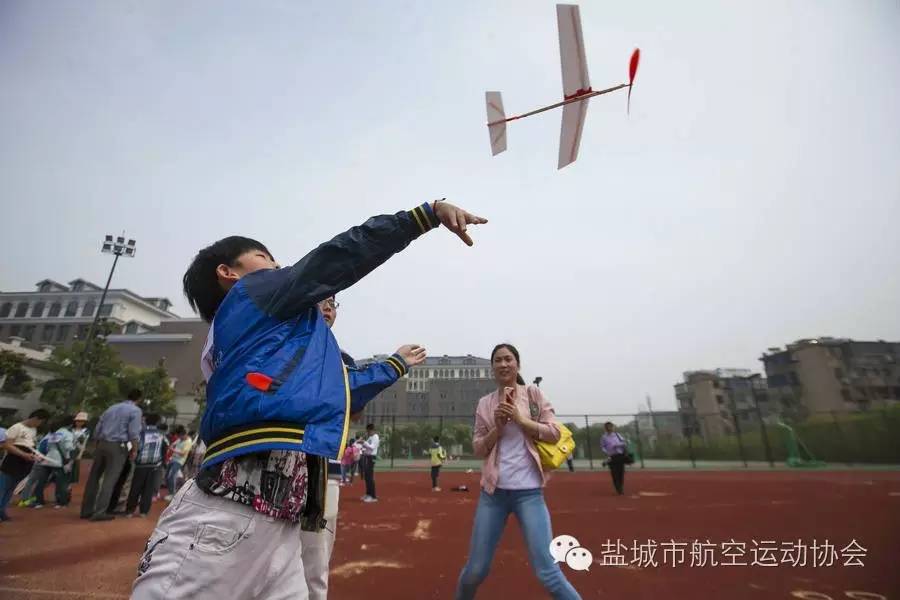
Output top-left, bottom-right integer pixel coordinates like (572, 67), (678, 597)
(486, 4), (640, 169)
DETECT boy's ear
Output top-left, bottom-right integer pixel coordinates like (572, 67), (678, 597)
(216, 263), (241, 287)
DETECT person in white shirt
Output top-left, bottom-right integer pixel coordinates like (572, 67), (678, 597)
(360, 424), (380, 502)
(0, 409), (50, 521)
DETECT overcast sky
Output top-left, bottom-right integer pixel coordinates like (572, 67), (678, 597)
(2, 0), (899, 415)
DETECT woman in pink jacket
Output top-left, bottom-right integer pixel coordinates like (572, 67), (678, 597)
(455, 344), (581, 600)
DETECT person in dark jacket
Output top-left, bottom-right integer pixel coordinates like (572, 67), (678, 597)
(132, 199), (486, 600)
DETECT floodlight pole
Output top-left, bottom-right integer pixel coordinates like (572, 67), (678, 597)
(64, 234), (136, 415)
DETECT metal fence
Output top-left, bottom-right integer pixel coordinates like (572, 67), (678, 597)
(154, 406), (900, 470)
(339, 407), (900, 470)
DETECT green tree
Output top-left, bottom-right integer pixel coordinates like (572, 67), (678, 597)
(189, 380), (207, 431)
(442, 422), (474, 455)
(0, 350), (34, 395)
(118, 359), (177, 418)
(41, 329), (123, 416)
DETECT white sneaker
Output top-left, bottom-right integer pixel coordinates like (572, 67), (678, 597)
(33, 504), (45, 510)
(360, 495), (370, 501)
(362, 496), (379, 503)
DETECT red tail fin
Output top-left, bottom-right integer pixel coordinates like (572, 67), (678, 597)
(627, 48), (640, 115)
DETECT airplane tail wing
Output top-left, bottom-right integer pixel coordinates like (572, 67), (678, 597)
(558, 96), (589, 169)
(485, 91), (507, 156)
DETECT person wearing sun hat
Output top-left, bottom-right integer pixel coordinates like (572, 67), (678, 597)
(70, 411), (90, 484)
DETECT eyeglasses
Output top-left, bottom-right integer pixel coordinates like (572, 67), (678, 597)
(318, 300), (340, 310)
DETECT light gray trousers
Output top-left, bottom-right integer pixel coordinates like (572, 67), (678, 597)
(131, 480), (309, 600)
(299, 478), (340, 600)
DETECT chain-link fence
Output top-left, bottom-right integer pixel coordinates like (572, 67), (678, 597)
(143, 405), (900, 470)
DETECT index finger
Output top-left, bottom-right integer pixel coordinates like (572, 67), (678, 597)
(464, 212), (488, 225)
(456, 229), (474, 246)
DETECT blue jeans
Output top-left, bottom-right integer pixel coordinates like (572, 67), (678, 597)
(456, 488), (581, 600)
(17, 470), (38, 501)
(165, 462), (183, 495)
(0, 472), (26, 519)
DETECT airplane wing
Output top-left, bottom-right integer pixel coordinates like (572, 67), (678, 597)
(558, 96), (589, 169)
(485, 91), (507, 156)
(556, 4), (591, 169)
(557, 4), (591, 98)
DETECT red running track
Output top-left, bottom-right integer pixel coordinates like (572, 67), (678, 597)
(1, 467), (898, 599)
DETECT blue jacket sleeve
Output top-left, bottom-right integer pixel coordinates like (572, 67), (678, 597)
(244, 203), (440, 320)
(345, 353), (408, 414)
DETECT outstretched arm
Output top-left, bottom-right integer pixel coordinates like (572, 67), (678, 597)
(245, 201), (487, 320)
(346, 345), (427, 415)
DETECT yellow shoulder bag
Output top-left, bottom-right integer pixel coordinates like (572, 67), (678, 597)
(527, 386), (576, 470)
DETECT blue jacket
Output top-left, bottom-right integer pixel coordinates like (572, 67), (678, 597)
(200, 202), (440, 468)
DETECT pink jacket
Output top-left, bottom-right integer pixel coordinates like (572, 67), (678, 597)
(341, 445), (357, 466)
(473, 384), (561, 494)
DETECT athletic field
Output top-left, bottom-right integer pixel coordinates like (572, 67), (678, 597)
(0, 466), (897, 599)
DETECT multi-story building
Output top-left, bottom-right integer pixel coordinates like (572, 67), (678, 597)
(0, 278), (178, 348)
(761, 337), (900, 416)
(361, 354), (496, 421)
(674, 368), (769, 439)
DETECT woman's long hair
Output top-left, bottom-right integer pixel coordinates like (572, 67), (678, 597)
(491, 343), (526, 385)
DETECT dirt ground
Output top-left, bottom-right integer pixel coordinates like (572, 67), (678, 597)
(1, 466), (898, 599)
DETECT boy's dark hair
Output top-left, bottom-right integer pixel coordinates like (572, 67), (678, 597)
(366, 423), (375, 431)
(183, 236), (273, 322)
(127, 389), (143, 402)
(28, 409), (50, 421)
(433, 436), (440, 443)
(174, 425), (187, 436)
(145, 413), (161, 426)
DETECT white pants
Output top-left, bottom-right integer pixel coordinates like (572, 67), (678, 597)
(131, 480), (308, 600)
(299, 478), (340, 600)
